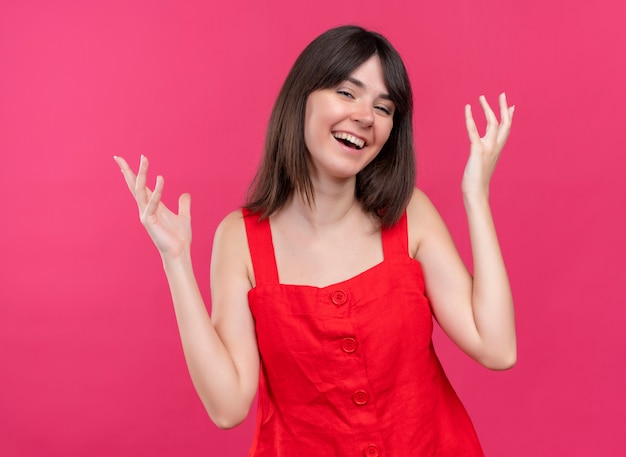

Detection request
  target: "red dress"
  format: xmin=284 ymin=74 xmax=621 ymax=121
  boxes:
xmin=243 ymin=209 xmax=484 ymax=457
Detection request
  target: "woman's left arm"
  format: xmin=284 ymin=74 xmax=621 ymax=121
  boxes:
xmin=413 ymin=93 xmax=516 ymax=370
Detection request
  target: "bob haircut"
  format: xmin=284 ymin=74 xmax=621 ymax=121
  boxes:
xmin=246 ymin=25 xmax=415 ymax=228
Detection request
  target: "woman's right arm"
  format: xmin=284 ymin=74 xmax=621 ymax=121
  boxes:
xmin=114 ymin=155 xmax=259 ymax=429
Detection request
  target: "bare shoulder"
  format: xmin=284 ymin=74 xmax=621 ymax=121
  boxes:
xmin=405 ymin=188 xmax=444 ymax=258
xmin=406 ymin=187 xmax=434 ymax=212
xmin=215 ymin=209 xmax=247 ymax=235
xmin=211 ymin=209 xmax=254 ymax=289
xmin=213 ymin=210 xmax=248 ymax=259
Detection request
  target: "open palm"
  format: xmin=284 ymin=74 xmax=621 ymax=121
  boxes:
xmin=462 ymin=93 xmax=515 ymax=198
xmin=114 ymin=155 xmax=192 ymax=260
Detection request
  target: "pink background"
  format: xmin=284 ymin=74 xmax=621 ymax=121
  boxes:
xmin=1 ymin=0 xmax=625 ymax=455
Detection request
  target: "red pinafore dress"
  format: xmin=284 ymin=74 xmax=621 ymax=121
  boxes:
xmin=243 ymin=209 xmax=484 ymax=457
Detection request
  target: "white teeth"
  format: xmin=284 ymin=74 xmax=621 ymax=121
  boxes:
xmin=332 ymin=132 xmax=365 ymax=149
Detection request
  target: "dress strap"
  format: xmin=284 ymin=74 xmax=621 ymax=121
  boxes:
xmin=242 ymin=208 xmax=280 ymax=286
xmin=381 ymin=210 xmax=409 ymax=260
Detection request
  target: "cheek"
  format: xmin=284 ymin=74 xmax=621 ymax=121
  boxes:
xmin=303 ymin=100 xmax=335 ymax=147
xmin=378 ymin=121 xmax=394 ymax=146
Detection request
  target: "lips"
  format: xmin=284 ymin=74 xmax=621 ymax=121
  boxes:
xmin=332 ymin=132 xmax=366 ymax=150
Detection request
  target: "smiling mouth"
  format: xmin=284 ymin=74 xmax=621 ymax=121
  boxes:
xmin=332 ymin=132 xmax=366 ymax=150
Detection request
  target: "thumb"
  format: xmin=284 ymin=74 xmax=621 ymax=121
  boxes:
xmin=178 ymin=193 xmax=191 ymax=218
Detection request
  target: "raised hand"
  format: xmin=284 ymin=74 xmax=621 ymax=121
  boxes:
xmin=462 ymin=93 xmax=515 ymax=198
xmin=114 ymin=155 xmax=192 ymax=260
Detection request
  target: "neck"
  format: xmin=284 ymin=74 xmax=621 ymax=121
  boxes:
xmin=287 ymin=176 xmax=361 ymax=229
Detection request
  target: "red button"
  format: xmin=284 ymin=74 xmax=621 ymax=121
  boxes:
xmin=363 ymin=444 xmax=380 ymax=456
xmin=341 ymin=337 xmax=357 ymax=353
xmin=353 ymin=390 xmax=369 ymax=405
xmin=331 ymin=290 xmax=348 ymax=305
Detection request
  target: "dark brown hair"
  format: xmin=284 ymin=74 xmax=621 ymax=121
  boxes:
xmin=246 ymin=25 xmax=415 ymax=228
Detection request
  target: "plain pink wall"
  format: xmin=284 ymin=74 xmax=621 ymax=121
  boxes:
xmin=1 ymin=0 xmax=625 ymax=455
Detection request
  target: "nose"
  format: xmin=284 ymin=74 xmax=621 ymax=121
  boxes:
xmin=351 ymin=101 xmax=374 ymax=128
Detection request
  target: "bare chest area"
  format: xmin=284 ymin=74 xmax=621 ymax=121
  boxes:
xmin=271 ymin=222 xmax=383 ymax=288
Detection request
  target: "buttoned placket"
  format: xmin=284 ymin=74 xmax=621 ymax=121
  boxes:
xmin=330 ymin=288 xmax=383 ymax=456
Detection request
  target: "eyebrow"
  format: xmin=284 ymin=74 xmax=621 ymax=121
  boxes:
xmin=346 ymin=77 xmax=393 ymax=101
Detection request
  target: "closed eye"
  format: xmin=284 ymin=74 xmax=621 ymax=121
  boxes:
xmin=337 ymin=89 xmax=355 ymax=99
xmin=375 ymin=105 xmax=393 ymax=115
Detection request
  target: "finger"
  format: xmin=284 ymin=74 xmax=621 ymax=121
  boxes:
xmin=465 ymin=104 xmax=481 ymax=144
xmin=479 ymin=95 xmax=499 ymax=138
xmin=135 ymin=155 xmax=150 ymax=209
xmin=497 ymin=94 xmax=517 ymax=145
xmin=509 ymin=105 xmax=515 ymax=123
xmin=113 ymin=155 xmax=138 ymax=196
xmin=497 ymin=113 xmax=515 ymax=146
xmin=144 ymin=175 xmax=164 ymax=219
xmin=178 ymin=193 xmax=192 ymax=218
xmin=498 ymin=93 xmax=511 ymax=126
xmin=113 ymin=155 xmax=130 ymax=171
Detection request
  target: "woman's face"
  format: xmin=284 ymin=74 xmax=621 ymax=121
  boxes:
xmin=303 ymin=55 xmax=395 ymax=183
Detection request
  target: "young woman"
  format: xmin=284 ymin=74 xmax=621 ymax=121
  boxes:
xmin=114 ymin=25 xmax=515 ymax=456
